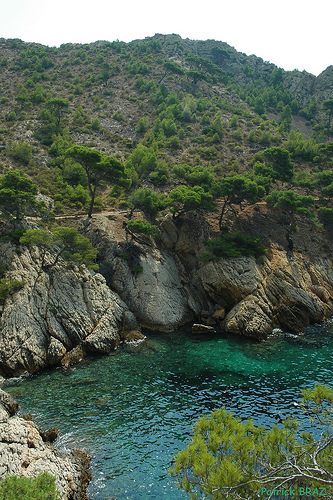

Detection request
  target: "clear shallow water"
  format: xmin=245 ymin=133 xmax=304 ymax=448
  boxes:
xmin=4 ymin=319 xmax=333 ymax=500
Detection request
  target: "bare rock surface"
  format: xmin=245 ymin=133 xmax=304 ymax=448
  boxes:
xmin=0 ymin=244 xmax=137 ymax=375
xmin=199 ymin=249 xmax=333 ymax=338
xmin=0 ymin=389 xmax=90 ymax=499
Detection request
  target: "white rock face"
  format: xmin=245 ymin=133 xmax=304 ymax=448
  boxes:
xmin=0 ymin=389 xmax=90 ymax=499
xmin=111 ymin=248 xmax=192 ymax=331
xmin=0 ymin=246 xmax=137 ymax=375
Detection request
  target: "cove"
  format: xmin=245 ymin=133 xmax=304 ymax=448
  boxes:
xmin=4 ymin=319 xmax=333 ymax=500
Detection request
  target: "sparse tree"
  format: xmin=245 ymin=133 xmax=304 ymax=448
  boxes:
xmin=0 ymin=170 xmax=39 ymax=221
xmin=20 ymin=227 xmax=98 ymax=270
xmin=218 ymin=175 xmax=265 ymax=229
xmin=66 ymin=145 xmax=125 ymax=218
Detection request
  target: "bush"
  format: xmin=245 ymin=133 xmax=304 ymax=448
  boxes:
xmin=127 ymin=219 xmax=159 ymax=239
xmin=129 ymin=188 xmax=168 ymax=216
xmin=0 ymin=278 xmax=26 ymax=302
xmin=136 ymin=117 xmax=149 ymax=133
xmin=0 ymin=472 xmax=60 ymax=499
xmin=7 ymin=142 xmax=33 ymax=165
xmin=318 ymin=207 xmax=333 ymax=226
xmin=201 ymin=231 xmax=266 ymax=260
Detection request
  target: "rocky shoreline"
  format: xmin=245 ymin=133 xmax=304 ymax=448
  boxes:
xmin=0 ymin=212 xmax=332 ymax=377
xmin=0 ymin=212 xmax=332 ymax=496
xmin=0 ymin=389 xmax=91 ymax=499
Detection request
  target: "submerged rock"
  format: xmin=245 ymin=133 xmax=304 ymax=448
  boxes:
xmin=0 ymin=389 xmax=91 ymax=499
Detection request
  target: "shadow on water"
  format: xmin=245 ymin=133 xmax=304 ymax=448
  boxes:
xmin=4 ymin=320 xmax=333 ymax=499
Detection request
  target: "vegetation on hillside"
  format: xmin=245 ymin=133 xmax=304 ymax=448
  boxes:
xmin=0 ymin=34 xmax=332 ymax=258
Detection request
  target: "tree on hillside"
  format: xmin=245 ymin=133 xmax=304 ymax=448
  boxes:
xmin=171 ymin=384 xmax=333 ymax=500
xmin=66 ymin=145 xmax=125 ymax=218
xmin=0 ymin=170 xmax=40 ymax=221
xmin=20 ymin=227 xmax=98 ymax=270
xmin=322 ymin=99 xmax=333 ymax=138
xmin=266 ymin=190 xmax=315 ymax=220
xmin=168 ymin=185 xmax=214 ymax=218
xmin=263 ymin=147 xmax=294 ymax=181
xmin=266 ymin=190 xmax=315 ymax=250
xmin=158 ymin=60 xmax=184 ymax=84
xmin=218 ymin=175 xmax=265 ymax=229
xmin=45 ymin=98 xmax=69 ymax=132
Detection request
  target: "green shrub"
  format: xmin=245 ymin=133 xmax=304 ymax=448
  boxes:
xmin=7 ymin=142 xmax=33 ymax=165
xmin=0 ymin=278 xmax=26 ymax=301
xmin=136 ymin=117 xmax=149 ymax=133
xmin=127 ymin=219 xmax=159 ymax=239
xmin=0 ymin=472 xmax=60 ymax=499
xmin=200 ymin=231 xmax=266 ymax=261
xmin=318 ymin=207 xmax=333 ymax=226
xmin=91 ymin=118 xmax=101 ymax=131
xmin=129 ymin=188 xmax=168 ymax=216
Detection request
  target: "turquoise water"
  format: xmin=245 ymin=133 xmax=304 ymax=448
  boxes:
xmin=4 ymin=319 xmax=333 ymax=500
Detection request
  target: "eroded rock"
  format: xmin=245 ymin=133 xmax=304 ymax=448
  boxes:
xmin=0 ymin=390 xmax=91 ymax=499
xmin=0 ymin=246 xmax=137 ymax=375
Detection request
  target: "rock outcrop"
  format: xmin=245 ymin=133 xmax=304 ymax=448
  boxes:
xmin=0 ymin=389 xmax=90 ymax=499
xmin=85 ymin=214 xmax=213 ymax=332
xmin=0 ymin=243 xmax=138 ymax=376
xmin=198 ymin=248 xmax=333 ymax=338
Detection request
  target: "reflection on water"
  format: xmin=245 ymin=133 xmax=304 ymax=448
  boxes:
xmin=4 ymin=319 xmax=333 ymax=499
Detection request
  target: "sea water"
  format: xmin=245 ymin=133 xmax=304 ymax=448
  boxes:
xmin=4 ymin=319 xmax=333 ymax=499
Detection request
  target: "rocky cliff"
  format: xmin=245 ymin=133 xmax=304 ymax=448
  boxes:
xmin=0 ymin=241 xmax=138 ymax=376
xmin=1 ymin=211 xmax=333 ymax=376
xmin=0 ymin=389 xmax=91 ymax=499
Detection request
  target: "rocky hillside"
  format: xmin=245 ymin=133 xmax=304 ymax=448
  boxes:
xmin=0 ymin=33 xmax=332 ymax=377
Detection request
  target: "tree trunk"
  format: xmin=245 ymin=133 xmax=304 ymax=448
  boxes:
xmin=219 ymin=197 xmax=229 ymax=230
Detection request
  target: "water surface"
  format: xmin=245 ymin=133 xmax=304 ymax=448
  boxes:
xmin=5 ymin=320 xmax=333 ymax=499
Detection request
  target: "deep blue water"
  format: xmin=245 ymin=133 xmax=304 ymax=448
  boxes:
xmin=4 ymin=319 xmax=333 ymax=500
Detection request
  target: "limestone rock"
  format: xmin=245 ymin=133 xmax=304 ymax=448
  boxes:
xmin=110 ymin=247 xmax=192 ymax=331
xmin=0 ymin=246 xmax=136 ymax=375
xmin=199 ymin=249 xmax=333 ymax=338
xmin=0 ymin=391 xmax=90 ymax=499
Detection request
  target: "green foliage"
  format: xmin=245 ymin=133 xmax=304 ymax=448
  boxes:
xmin=169 ymin=185 xmax=214 ymax=217
xmin=318 ymin=207 xmax=333 ymax=227
xmin=0 ymin=472 xmax=60 ymax=500
xmin=266 ymin=190 xmax=315 ymax=219
xmin=6 ymin=142 xmax=33 ymax=165
xmin=66 ymin=145 xmax=125 ymax=217
xmin=127 ymin=219 xmax=159 ymax=239
xmin=0 ymin=170 xmax=40 ymax=220
xmin=283 ymin=130 xmax=318 ymax=161
xmin=0 ymin=278 xmax=26 ymax=302
xmin=127 ymin=144 xmax=157 ymax=176
xmin=129 ymin=188 xmax=169 ymax=216
xmin=201 ymin=231 xmax=266 ymax=260
xmin=171 ymin=384 xmax=333 ymax=499
xmin=91 ymin=117 xmax=101 ymax=131
xmin=20 ymin=227 xmax=98 ymax=269
xmin=263 ymin=147 xmax=294 ymax=181
xmin=136 ymin=117 xmax=149 ymax=133
xmin=172 ymin=164 xmax=216 ymax=189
